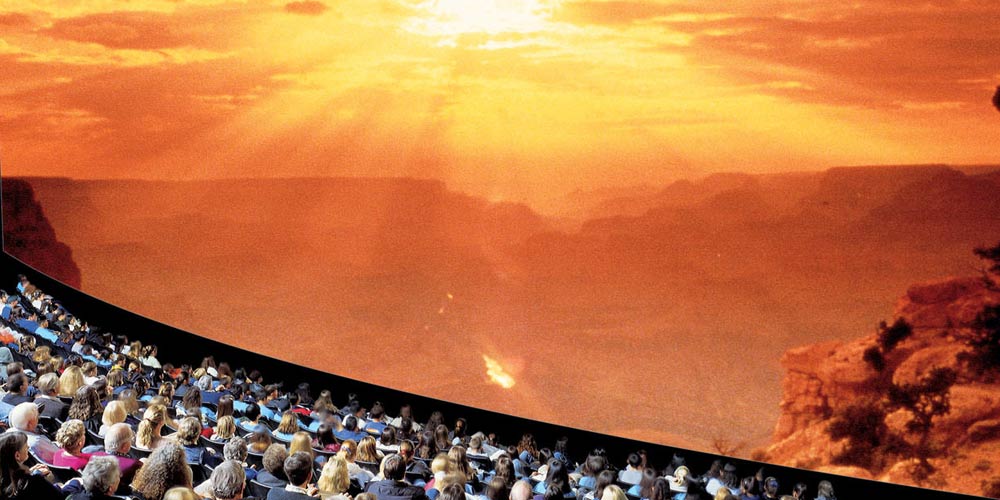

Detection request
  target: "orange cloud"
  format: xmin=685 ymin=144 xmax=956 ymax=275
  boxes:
xmin=284 ymin=1 xmax=329 ymax=16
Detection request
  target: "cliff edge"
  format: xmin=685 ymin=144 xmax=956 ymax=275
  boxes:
xmin=762 ymin=273 xmax=1000 ymax=497
xmin=1 ymin=178 xmax=82 ymax=288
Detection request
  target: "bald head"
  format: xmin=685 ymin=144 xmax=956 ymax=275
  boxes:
xmin=105 ymin=423 xmax=134 ymax=454
xmin=511 ymin=480 xmax=533 ymax=500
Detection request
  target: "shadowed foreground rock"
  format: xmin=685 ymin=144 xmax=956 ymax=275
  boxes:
xmin=763 ymin=275 xmax=1000 ymax=496
xmin=1 ymin=178 xmax=81 ymax=288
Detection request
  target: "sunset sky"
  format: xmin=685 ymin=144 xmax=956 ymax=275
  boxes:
xmin=2 ymin=0 xmax=999 ymax=208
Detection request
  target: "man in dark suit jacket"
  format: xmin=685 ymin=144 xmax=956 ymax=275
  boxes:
xmin=365 ymin=454 xmax=430 ymax=500
xmin=33 ymin=373 xmax=68 ymax=420
xmin=266 ymin=452 xmax=317 ymax=500
xmin=255 ymin=444 xmax=289 ymax=489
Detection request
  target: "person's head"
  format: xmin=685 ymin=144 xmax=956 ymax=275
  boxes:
xmin=8 ymin=402 xmax=39 ymax=433
xmin=102 ymin=400 xmax=128 ymax=428
xmin=792 ymin=482 xmax=807 ymax=499
xmin=764 ymin=477 xmax=779 ymax=496
xmin=5 ymin=373 xmax=28 ymax=396
xmin=486 ymin=476 xmax=511 ymax=500
xmin=316 ymin=423 xmax=337 ymax=447
xmin=339 ymin=439 xmax=357 ymax=461
xmin=510 ymin=480 xmax=533 ymax=500
xmin=223 ymin=436 xmax=249 ymax=463
xmin=211 ymin=460 xmax=246 ymax=500
xmin=58 ymin=365 xmax=85 ymax=397
xmin=158 ymin=381 xmax=175 ymax=399
xmin=583 ymin=453 xmax=607 ymax=477
xmin=439 ymin=481 xmax=466 ymax=500
xmin=104 ymin=422 xmax=134 ymax=454
xmin=448 ymin=445 xmax=472 ymax=479
xmin=602 ymin=485 xmax=627 ymax=500
xmin=319 ymin=454 xmax=351 ymax=494
xmin=181 ymin=385 xmax=202 ymax=410
xmin=132 ymin=443 xmax=193 ymax=500
xmin=494 ymin=455 xmax=515 ymax=485
xmin=651 ymin=478 xmax=672 ymax=500
xmin=816 ymin=480 xmax=834 ymax=498
xmin=741 ymin=477 xmax=760 ymax=496
xmin=417 ymin=430 xmax=437 ymax=459
xmin=32 ymin=345 xmax=51 ymax=363
xmin=358 ymin=435 xmax=380 ymax=462
xmin=398 ymin=439 xmax=415 ymax=461
xmin=284 ymin=451 xmax=313 ymax=488
xmin=249 ymin=427 xmax=273 ymax=452
xmin=81 ymin=455 xmax=121 ymax=495
xmin=383 ymin=453 xmax=406 ymax=481
xmin=712 ymin=489 xmax=733 ymax=500
xmin=68 ymin=385 xmax=102 ymax=421
xmin=544 ymin=458 xmax=570 ymax=493
xmin=242 ymin=400 xmax=260 ymax=420
xmin=176 ymin=416 xmax=202 ymax=446
xmin=136 ymin=403 xmax=167 ymax=449
xmin=290 ymin=431 xmax=314 ymax=459
xmin=343 ymin=414 xmax=358 ymax=432
xmin=672 ymin=466 xmax=690 ymax=486
xmin=468 ymin=433 xmax=483 ymax=453
xmin=216 ymin=394 xmax=234 ymax=419
xmin=430 ymin=452 xmax=451 ymax=477
xmin=214 ymin=415 xmax=236 ymax=440
xmin=55 ymin=419 xmax=87 ymax=454
xmin=262 ymin=443 xmax=289 ymax=474
xmin=638 ymin=467 xmax=658 ymax=498
xmin=277 ymin=411 xmax=299 ymax=434
xmin=0 ymin=431 xmax=29 ymax=491
xmin=163 ymin=487 xmax=201 ymax=500
xmin=594 ymin=469 xmax=616 ymax=499
xmin=627 ymin=452 xmax=642 ymax=470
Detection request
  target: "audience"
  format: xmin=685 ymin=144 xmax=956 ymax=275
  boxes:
xmin=0 ymin=277 xmax=848 ymax=500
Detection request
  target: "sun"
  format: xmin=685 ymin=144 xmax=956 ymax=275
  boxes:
xmin=408 ymin=0 xmax=558 ymax=37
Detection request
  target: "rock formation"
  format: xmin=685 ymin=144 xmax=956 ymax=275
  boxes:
xmin=1 ymin=178 xmax=82 ymax=288
xmin=762 ymin=274 xmax=1000 ymax=497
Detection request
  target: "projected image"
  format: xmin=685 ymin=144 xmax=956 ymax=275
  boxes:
xmin=2 ymin=1 xmax=1000 ymax=496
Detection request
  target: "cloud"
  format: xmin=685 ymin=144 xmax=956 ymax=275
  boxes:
xmin=284 ymin=1 xmax=328 ymax=16
xmin=0 ymin=12 xmax=34 ymax=29
xmin=43 ymin=12 xmax=191 ymax=49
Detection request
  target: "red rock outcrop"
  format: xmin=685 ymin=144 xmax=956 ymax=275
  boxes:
xmin=762 ymin=275 xmax=1000 ymax=497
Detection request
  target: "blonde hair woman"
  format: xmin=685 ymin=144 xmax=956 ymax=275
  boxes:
xmin=58 ymin=365 xmax=85 ymax=397
xmin=136 ymin=404 xmax=168 ymax=450
xmin=289 ymin=431 xmax=315 ymax=461
xmin=211 ymin=415 xmax=237 ymax=442
xmin=602 ymin=485 xmax=627 ymax=500
xmin=318 ymin=455 xmax=352 ymax=500
xmin=163 ymin=487 xmax=201 ymax=500
xmin=53 ymin=419 xmax=90 ymax=470
xmin=357 ymin=435 xmax=382 ymax=464
xmin=32 ymin=345 xmax=51 ymax=364
xmin=273 ymin=412 xmax=299 ymax=441
xmin=99 ymin=400 xmax=127 ymax=437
